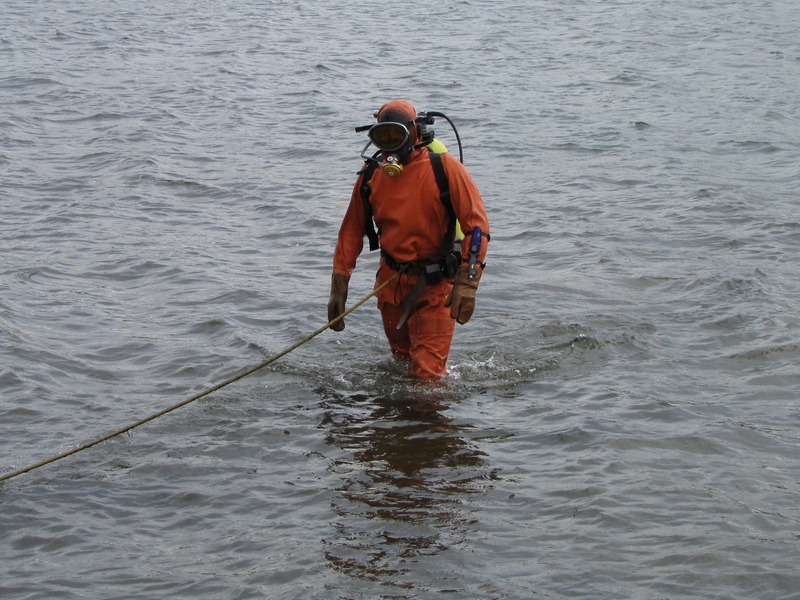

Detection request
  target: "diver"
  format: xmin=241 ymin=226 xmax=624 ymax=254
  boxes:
xmin=327 ymin=99 xmax=490 ymax=379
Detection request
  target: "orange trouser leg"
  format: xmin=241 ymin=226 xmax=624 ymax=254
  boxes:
xmin=379 ymin=288 xmax=455 ymax=379
xmin=380 ymin=301 xmax=412 ymax=359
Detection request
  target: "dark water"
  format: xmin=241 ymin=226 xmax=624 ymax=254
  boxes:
xmin=2 ymin=1 xmax=800 ymax=598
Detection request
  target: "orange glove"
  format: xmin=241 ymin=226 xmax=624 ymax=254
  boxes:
xmin=327 ymin=273 xmax=350 ymax=331
xmin=445 ymin=265 xmax=481 ymax=324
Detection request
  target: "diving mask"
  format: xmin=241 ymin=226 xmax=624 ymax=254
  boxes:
xmin=367 ymin=121 xmax=411 ymax=152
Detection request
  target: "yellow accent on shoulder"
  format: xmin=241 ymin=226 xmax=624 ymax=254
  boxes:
xmin=427 ymin=139 xmax=462 ymax=238
xmin=426 ymin=139 xmax=448 ymax=154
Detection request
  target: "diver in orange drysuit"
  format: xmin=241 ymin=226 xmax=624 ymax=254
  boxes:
xmin=328 ymin=99 xmax=489 ymax=379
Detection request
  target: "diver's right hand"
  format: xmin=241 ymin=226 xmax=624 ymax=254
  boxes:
xmin=327 ymin=273 xmax=350 ymax=331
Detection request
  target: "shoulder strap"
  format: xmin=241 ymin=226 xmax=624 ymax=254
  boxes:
xmin=359 ymin=160 xmax=380 ymax=251
xmin=428 ymin=150 xmax=457 ymax=257
xmin=427 ymin=150 xmax=451 ymax=206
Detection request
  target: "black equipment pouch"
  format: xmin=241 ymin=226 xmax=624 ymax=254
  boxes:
xmin=424 ymin=262 xmax=444 ymax=285
xmin=442 ymin=244 xmax=461 ymax=279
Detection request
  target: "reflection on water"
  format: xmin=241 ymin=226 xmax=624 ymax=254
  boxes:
xmin=317 ymin=387 xmax=497 ymax=591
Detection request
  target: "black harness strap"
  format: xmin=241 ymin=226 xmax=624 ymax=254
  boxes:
xmin=427 ymin=150 xmax=457 ymax=257
xmin=359 ymin=158 xmax=381 ymax=251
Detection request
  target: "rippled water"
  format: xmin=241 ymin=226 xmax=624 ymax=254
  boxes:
xmin=2 ymin=1 xmax=800 ymax=598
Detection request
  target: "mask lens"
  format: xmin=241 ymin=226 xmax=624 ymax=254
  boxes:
xmin=368 ymin=122 xmax=409 ymax=151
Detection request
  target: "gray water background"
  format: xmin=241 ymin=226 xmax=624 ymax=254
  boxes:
xmin=2 ymin=0 xmax=799 ymax=598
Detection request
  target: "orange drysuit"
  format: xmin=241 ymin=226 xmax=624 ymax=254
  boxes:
xmin=332 ymin=146 xmax=490 ymax=378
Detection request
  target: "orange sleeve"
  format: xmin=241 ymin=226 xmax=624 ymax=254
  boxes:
xmin=441 ymin=153 xmax=490 ymax=265
xmin=332 ymin=175 xmax=368 ymax=276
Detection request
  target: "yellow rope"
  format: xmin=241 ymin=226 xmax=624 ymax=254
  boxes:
xmin=0 ymin=272 xmax=399 ymax=483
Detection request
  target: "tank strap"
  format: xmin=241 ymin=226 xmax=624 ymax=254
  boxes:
xmin=427 ymin=150 xmax=457 ymax=258
xmin=359 ymin=158 xmax=381 ymax=251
